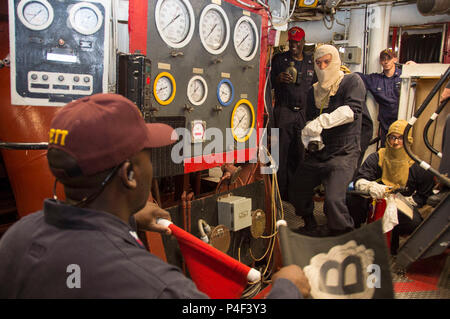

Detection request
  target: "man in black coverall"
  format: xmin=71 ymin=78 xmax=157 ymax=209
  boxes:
xmin=289 ymin=45 xmax=365 ymax=237
xmin=271 ymin=26 xmax=316 ymax=200
xmin=0 ymin=94 xmax=311 ymax=298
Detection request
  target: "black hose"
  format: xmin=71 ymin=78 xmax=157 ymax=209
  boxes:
xmin=423 ymin=98 xmax=449 ymax=157
xmin=403 ymin=66 xmax=450 ymax=188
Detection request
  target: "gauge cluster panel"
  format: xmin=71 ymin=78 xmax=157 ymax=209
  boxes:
xmin=8 ymin=0 xmax=110 ymax=106
xmin=129 ymin=0 xmax=268 ymax=174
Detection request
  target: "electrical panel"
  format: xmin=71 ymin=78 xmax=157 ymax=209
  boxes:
xmin=341 ymin=46 xmax=362 ymax=64
xmin=217 ymin=195 xmax=252 ymax=231
xmin=8 ymin=0 xmax=110 ymax=106
xmin=116 ymin=53 xmax=152 ymax=120
xmin=128 ymin=0 xmax=269 ymax=175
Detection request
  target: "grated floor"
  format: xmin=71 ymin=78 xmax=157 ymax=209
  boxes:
xmin=281 ymin=199 xmax=450 ymax=299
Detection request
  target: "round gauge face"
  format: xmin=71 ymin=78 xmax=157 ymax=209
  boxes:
xmin=233 ymin=16 xmax=259 ymax=61
xmin=231 ymin=99 xmax=255 ymax=142
xmin=17 ymin=0 xmax=54 ymax=31
xmin=155 ymin=0 xmax=195 ymax=48
xmin=199 ymin=4 xmax=230 ymax=55
xmin=154 ymin=72 xmax=176 ymax=105
xmin=69 ymin=2 xmax=103 ymax=35
xmin=217 ymin=79 xmax=234 ymax=106
xmin=187 ymin=75 xmax=208 ymax=106
xmin=303 ymin=0 xmax=317 ymax=5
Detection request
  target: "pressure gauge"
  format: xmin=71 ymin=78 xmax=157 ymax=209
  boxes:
xmin=17 ymin=0 xmax=54 ymax=31
xmin=233 ymin=16 xmax=259 ymax=61
xmin=69 ymin=2 xmax=103 ymax=35
xmin=231 ymin=99 xmax=255 ymax=142
xmin=199 ymin=4 xmax=230 ymax=55
xmin=299 ymin=0 xmax=319 ymax=8
xmin=153 ymin=72 xmax=176 ymax=105
xmin=217 ymin=79 xmax=234 ymax=106
xmin=155 ymin=0 xmax=195 ymax=48
xmin=187 ymin=75 xmax=208 ymax=106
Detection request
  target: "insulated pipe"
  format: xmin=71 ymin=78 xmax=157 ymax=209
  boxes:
xmin=292 ymin=4 xmax=449 ymax=44
xmin=347 ymin=7 xmax=366 ymax=73
xmin=290 ymin=11 xmax=346 ymax=43
xmin=390 ymin=3 xmax=450 ymax=27
xmin=417 ymin=0 xmax=450 ymax=16
xmin=367 ymin=3 xmax=387 ymax=74
xmin=382 ymin=2 xmax=393 ymax=50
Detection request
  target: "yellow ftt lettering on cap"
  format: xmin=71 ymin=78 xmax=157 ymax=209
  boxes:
xmin=58 ymin=129 xmax=69 ymax=146
xmin=49 ymin=129 xmax=55 ymax=144
xmin=49 ymin=128 xmax=69 ymax=146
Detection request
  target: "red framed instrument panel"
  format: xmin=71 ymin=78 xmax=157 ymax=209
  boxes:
xmin=128 ymin=0 xmax=268 ymax=174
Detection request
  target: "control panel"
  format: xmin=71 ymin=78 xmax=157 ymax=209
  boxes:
xmin=128 ymin=0 xmax=268 ymax=174
xmin=8 ymin=0 xmax=110 ymax=106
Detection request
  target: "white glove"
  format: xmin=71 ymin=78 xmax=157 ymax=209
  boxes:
xmin=302 ymin=119 xmax=323 ymax=137
xmin=355 ymin=179 xmax=389 ymax=199
xmin=317 ymin=105 xmax=354 ymax=129
xmin=301 ymin=105 xmax=354 ymax=139
xmin=368 ymin=183 xmax=388 ymax=199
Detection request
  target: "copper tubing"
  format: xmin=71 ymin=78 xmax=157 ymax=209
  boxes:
xmin=181 ymin=191 xmax=187 ymax=231
xmin=187 ymin=192 xmax=194 ymax=233
xmin=180 ymin=191 xmax=187 ymax=275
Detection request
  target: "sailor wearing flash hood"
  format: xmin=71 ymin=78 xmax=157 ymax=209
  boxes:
xmin=289 ymin=44 xmax=366 ymax=237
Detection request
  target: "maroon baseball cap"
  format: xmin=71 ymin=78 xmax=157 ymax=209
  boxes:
xmin=288 ymin=27 xmax=305 ymax=42
xmin=48 ymin=93 xmax=177 ymax=176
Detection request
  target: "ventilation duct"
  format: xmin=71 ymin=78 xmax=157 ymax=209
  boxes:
xmin=417 ymin=0 xmax=450 ymax=16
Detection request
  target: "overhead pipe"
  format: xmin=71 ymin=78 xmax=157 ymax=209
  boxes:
xmin=339 ymin=0 xmax=403 ymax=6
xmin=390 ymin=3 xmax=450 ymax=27
xmin=417 ymin=0 xmax=450 ymax=16
xmin=293 ymin=3 xmax=449 ymax=44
